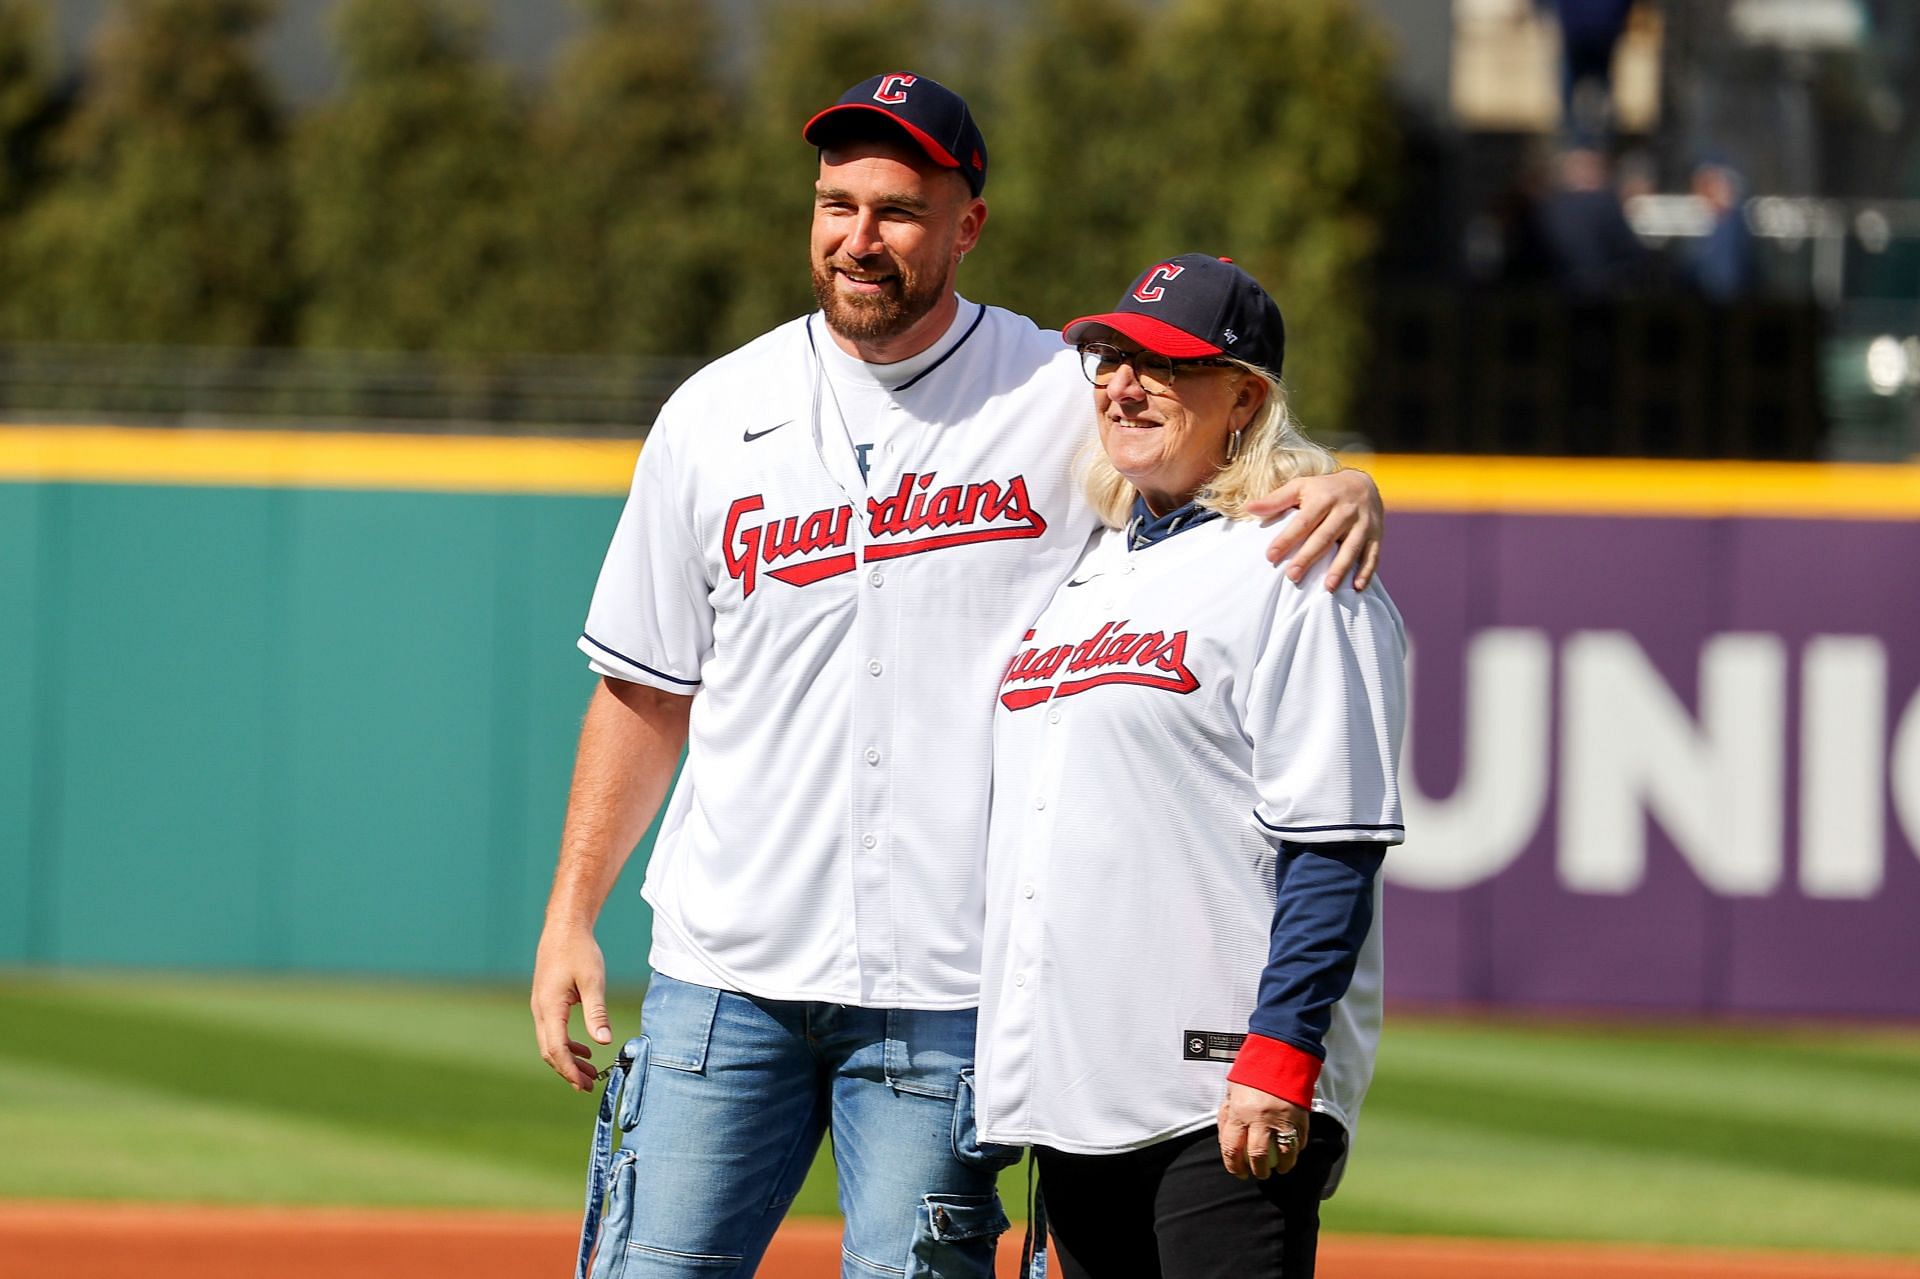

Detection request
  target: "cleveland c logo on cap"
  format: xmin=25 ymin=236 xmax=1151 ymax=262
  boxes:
xmin=1133 ymin=263 xmax=1184 ymax=303
xmin=874 ymin=73 xmax=917 ymax=104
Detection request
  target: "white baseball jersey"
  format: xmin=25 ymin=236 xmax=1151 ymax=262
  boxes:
xmin=974 ymin=514 xmax=1407 ymax=1158
xmin=580 ymin=299 xmax=1098 ymax=1009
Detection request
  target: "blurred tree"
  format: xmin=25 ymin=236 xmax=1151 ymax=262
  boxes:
xmin=528 ymin=0 xmax=726 ymax=356
xmin=0 ymin=0 xmax=55 ymax=216
xmin=0 ymin=0 xmax=57 ymax=342
xmin=4 ymin=0 xmax=293 ymax=345
xmin=0 ymin=0 xmax=1398 ymax=400
xmin=964 ymin=0 xmax=1153 ymax=333
xmin=1131 ymin=0 xmax=1399 ymax=436
xmin=295 ymin=0 xmax=535 ymax=354
xmin=710 ymin=0 xmax=937 ymax=348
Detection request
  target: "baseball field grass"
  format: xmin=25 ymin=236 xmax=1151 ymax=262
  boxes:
xmin=2 ymin=971 xmax=1916 ymax=1257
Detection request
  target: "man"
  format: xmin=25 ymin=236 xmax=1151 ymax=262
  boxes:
xmin=1537 ymin=144 xmax=1654 ymax=300
xmin=1684 ymin=155 xmax=1757 ymax=303
xmin=531 ymin=73 xmax=1383 ymax=1279
xmin=1539 ymin=0 xmax=1637 ymax=145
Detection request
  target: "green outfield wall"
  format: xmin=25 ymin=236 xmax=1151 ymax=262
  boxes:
xmin=1 ymin=430 xmax=660 ymax=980
xmin=8 ymin=425 xmax=1920 ymax=994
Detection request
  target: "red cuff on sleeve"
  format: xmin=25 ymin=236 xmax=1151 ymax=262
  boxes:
xmin=1226 ymin=1033 xmax=1321 ymax=1109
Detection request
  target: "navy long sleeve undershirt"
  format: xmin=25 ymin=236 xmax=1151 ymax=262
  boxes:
xmin=1122 ymin=497 xmax=1389 ymax=1103
xmin=1227 ymin=840 xmax=1383 ymax=1104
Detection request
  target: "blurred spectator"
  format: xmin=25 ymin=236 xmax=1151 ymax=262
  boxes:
xmin=1467 ymin=143 xmax=1557 ymax=287
xmin=1615 ymin=146 xmax=1658 ymax=203
xmin=1684 ymin=156 xmax=1758 ymax=302
xmin=1539 ymin=0 xmax=1638 ymax=145
xmin=1537 ymin=144 xmax=1655 ymax=297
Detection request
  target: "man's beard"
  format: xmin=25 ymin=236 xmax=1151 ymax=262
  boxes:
xmin=811 ymin=253 xmax=950 ymax=344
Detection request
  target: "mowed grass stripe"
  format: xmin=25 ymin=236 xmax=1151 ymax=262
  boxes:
xmin=0 ymin=973 xmax=835 ymax=1215
xmin=1389 ymin=1019 xmax=1920 ymax=1098
xmin=1362 ymin=1028 xmax=1920 ymax=1194
xmin=2 ymin=974 xmax=1917 ymax=1255
xmin=37 ymin=972 xmax=615 ymax=1077
xmin=0 ymin=983 xmax=589 ymax=1172
xmin=1326 ymin=1018 xmax=1920 ymax=1255
xmin=0 ymin=1058 xmax=569 ymax=1207
xmin=1326 ymin=1113 xmax=1920 ymax=1253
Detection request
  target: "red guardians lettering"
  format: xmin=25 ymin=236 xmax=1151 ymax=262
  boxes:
xmin=999 ymin=620 xmax=1199 ymax=710
xmin=722 ymin=496 xmax=856 ymax=596
xmin=865 ymin=473 xmax=1048 ymax=559
xmin=723 ymin=472 xmax=1049 ymax=596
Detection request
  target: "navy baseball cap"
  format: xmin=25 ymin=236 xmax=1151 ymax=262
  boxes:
xmin=1063 ymin=254 xmax=1285 ymax=376
xmin=803 ymin=73 xmax=988 ymax=196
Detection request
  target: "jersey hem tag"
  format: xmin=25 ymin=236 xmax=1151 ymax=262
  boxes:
xmin=1182 ymin=1030 xmax=1246 ymax=1062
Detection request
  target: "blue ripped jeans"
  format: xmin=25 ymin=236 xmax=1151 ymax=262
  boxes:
xmin=577 ymin=973 xmax=1022 ymax=1279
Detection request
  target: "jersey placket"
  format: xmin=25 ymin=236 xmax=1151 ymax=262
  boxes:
xmin=846 ymin=405 xmax=905 ymax=1007
xmin=1005 ymin=568 xmax=1114 ymax=1126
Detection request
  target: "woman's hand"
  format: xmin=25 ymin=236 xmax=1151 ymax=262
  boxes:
xmin=1248 ymin=469 xmax=1384 ymax=592
xmin=1218 ymin=1081 xmax=1311 ymax=1181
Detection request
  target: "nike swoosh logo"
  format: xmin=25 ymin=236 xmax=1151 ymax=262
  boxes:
xmin=1065 ymin=577 xmax=1096 ymax=588
xmin=743 ymin=420 xmax=792 ymax=443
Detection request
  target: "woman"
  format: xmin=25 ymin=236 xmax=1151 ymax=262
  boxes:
xmin=973 ymin=255 xmax=1407 ymax=1278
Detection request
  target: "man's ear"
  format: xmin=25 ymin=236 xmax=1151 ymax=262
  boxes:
xmin=955 ymin=195 xmax=988 ymax=259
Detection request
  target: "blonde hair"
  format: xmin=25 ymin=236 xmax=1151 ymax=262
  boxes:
xmin=1080 ymin=358 xmax=1339 ymax=528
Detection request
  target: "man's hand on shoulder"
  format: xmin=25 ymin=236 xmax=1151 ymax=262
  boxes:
xmin=531 ymin=924 xmax=613 ymax=1092
xmin=1248 ymin=468 xmax=1384 ymax=592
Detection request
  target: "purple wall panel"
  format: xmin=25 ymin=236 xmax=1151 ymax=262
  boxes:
xmin=1501 ymin=516 xmax=1720 ymax=1011
xmin=1485 ymin=851 xmax=1721 ymax=1011
xmin=1381 ymin=510 xmax=1920 ymax=1020
xmin=1725 ymin=884 xmax=1920 ymax=1018
xmin=1388 ymin=514 xmax=1476 ymax=1003
xmin=1720 ymin=519 xmax=1920 ymax=1018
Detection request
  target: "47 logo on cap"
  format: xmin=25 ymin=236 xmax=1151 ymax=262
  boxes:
xmin=874 ymin=73 xmax=917 ymax=104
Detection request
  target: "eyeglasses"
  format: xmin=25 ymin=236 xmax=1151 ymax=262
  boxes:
xmin=1077 ymin=342 xmax=1234 ymax=393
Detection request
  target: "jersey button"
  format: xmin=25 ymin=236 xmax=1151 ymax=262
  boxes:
xmin=868 ymin=659 xmax=883 ymax=676
xmin=862 ymin=833 xmax=877 ymax=849
xmin=1034 ymin=796 xmax=1047 ymax=810
xmin=1014 ymin=972 xmax=1027 ymax=988
xmin=868 ymin=570 xmax=884 ymax=587
xmin=1022 ymin=883 xmax=1035 ymax=899
xmin=1046 ymin=708 xmax=1061 ymax=724
xmin=864 ymin=748 xmax=881 ymax=765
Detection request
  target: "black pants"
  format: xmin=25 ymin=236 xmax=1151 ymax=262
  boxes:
xmin=1035 ymin=1118 xmax=1347 ymax=1279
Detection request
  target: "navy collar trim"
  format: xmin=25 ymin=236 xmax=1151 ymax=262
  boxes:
xmin=894 ymin=302 xmax=986 ymax=390
xmin=804 ymin=301 xmax=986 ymax=393
xmin=1126 ymin=495 xmax=1223 ymax=549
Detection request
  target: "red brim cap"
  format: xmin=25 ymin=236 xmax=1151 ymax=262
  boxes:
xmin=1060 ymin=312 xmax=1224 ymax=357
xmin=802 ymin=73 xmax=987 ymax=196
xmin=802 ymin=103 xmax=962 ymax=170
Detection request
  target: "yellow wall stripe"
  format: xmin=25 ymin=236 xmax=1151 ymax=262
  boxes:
xmin=0 ymin=425 xmax=641 ymax=496
xmin=1362 ymin=453 xmax=1920 ymax=520
xmin=2 ymin=424 xmax=1917 ymax=519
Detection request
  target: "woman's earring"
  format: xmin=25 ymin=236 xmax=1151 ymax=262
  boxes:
xmin=1226 ymin=429 xmax=1243 ymax=462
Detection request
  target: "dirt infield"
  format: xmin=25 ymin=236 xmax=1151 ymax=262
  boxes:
xmin=1 ymin=1202 xmax=1915 ymax=1279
